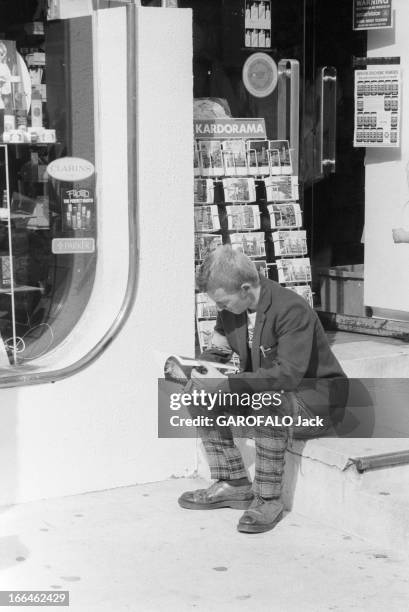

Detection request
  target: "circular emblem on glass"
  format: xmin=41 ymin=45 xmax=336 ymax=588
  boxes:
xmin=242 ymin=53 xmax=278 ymax=98
xmin=47 ymin=157 xmax=95 ymax=182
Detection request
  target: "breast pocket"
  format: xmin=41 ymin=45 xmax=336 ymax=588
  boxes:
xmin=259 ymin=344 xmax=278 ymax=367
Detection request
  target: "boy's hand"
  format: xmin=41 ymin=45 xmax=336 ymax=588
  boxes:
xmin=190 ymin=363 xmax=228 ymax=394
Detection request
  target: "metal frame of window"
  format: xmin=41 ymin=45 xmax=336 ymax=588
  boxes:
xmin=0 ymin=4 xmax=139 ymax=388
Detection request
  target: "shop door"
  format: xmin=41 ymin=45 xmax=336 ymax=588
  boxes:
xmin=303 ymin=1 xmax=367 ymax=300
xmin=187 ymin=0 xmax=367 ymax=305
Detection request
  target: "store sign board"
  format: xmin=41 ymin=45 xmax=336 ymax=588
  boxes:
xmin=194 ymin=118 xmax=266 ymax=140
xmin=52 ymin=238 xmax=95 ymax=254
xmin=353 ymin=0 xmax=393 ymax=30
xmin=47 ymin=157 xmax=95 ymax=182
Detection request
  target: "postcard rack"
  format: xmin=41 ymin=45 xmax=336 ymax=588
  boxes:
xmin=194 ymin=133 xmax=313 ymax=351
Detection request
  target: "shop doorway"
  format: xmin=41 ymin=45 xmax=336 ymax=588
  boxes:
xmin=186 ymin=0 xmax=367 ymax=307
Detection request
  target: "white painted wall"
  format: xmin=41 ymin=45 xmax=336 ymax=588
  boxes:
xmin=0 ymin=7 xmax=195 ymax=505
xmin=365 ymin=0 xmax=409 ymax=314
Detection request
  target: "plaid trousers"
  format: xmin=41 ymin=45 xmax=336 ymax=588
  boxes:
xmin=196 ymin=393 xmax=299 ymax=500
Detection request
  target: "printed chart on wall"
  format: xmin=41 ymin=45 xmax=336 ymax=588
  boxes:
xmin=354 ymin=67 xmax=401 ymax=147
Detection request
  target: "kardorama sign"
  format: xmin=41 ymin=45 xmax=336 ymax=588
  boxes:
xmin=353 ymin=0 xmax=392 ymax=30
xmin=194 ymin=118 xmax=266 ymax=140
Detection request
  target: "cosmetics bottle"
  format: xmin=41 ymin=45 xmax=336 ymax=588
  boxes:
xmin=15 ymin=93 xmax=28 ymax=129
xmin=265 ymin=2 xmax=271 ymax=22
xmin=245 ymin=2 xmax=250 ymax=22
xmin=31 ymin=87 xmax=43 ymax=128
xmin=258 ymin=29 xmax=265 ymax=47
xmin=251 ymin=29 xmax=258 ymax=47
xmin=245 ymin=29 xmax=251 ymax=47
xmin=3 ymin=98 xmax=14 ymax=134
xmin=259 ymin=1 xmax=265 ymax=20
xmin=250 ymin=1 xmax=258 ymax=21
xmin=265 ymin=31 xmax=271 ymax=47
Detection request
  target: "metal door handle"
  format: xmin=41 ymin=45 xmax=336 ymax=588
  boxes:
xmin=319 ymin=66 xmax=337 ymax=174
xmin=277 ymin=59 xmax=300 ymax=174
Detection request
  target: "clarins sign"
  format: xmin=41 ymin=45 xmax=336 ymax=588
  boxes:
xmin=47 ymin=157 xmax=95 ymax=182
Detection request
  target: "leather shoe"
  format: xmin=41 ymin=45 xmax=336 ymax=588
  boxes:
xmin=237 ymin=496 xmax=284 ymax=533
xmin=178 ymin=480 xmax=253 ymax=510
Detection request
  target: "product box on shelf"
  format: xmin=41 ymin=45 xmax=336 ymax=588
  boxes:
xmin=0 ymin=255 xmax=11 ymax=288
xmin=318 ymin=264 xmax=364 ymax=316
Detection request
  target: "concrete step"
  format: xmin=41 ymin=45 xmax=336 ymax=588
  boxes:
xmin=329 ymin=331 xmax=409 ymax=377
xmin=283 ymin=438 xmax=409 ymax=553
xmin=197 ymin=437 xmax=409 ymax=553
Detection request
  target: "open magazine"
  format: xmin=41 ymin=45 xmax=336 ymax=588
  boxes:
xmin=164 ymin=354 xmax=238 ymax=384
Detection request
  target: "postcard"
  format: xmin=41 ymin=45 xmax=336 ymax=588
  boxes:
xmin=195 ymin=292 xmax=218 ymax=319
xmin=286 ymin=284 xmax=314 ymax=307
xmin=276 ymin=258 xmax=312 ymax=284
xmin=247 ymin=140 xmax=270 ymax=176
xmin=194 ymin=142 xmax=200 ymax=177
xmin=222 ymin=140 xmax=248 ymax=176
xmin=197 ymin=319 xmax=217 ymax=352
xmin=268 ymin=203 xmax=302 ymax=229
xmin=198 ymin=140 xmax=224 ymax=177
xmin=222 ymin=177 xmax=256 ymax=203
xmin=195 ymin=234 xmax=223 ymax=261
xmin=268 ymin=139 xmax=292 ymax=175
xmin=194 ymin=178 xmax=215 ymax=204
xmin=272 ymin=230 xmax=307 ymax=256
xmin=230 ymin=232 xmax=266 ymax=258
xmin=194 ymin=205 xmax=220 ymax=232
xmin=226 ymin=204 xmax=261 ymax=231
xmin=253 ymin=259 xmax=269 ymax=277
xmin=264 ymin=176 xmax=299 ymax=201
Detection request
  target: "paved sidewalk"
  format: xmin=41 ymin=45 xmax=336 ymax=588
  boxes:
xmin=1 ymin=478 xmax=409 ymax=612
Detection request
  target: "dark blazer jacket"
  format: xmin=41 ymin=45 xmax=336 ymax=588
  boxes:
xmin=214 ymin=276 xmax=347 ymax=414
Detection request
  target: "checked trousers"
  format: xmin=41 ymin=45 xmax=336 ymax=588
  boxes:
xmin=199 ymin=424 xmax=289 ymax=499
xmin=195 ymin=393 xmax=299 ymax=500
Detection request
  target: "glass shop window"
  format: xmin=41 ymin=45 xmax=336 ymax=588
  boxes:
xmin=0 ymin=2 xmax=96 ymax=365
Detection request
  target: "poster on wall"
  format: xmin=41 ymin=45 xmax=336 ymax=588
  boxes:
xmin=353 ymin=0 xmax=393 ymax=30
xmin=353 ymin=67 xmax=401 ymax=148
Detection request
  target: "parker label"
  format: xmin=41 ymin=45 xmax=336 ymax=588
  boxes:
xmin=52 ymin=238 xmax=95 ymax=254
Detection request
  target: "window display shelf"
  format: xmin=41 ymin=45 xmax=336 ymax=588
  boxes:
xmin=2 ymin=142 xmax=60 ymax=147
xmin=0 ymin=285 xmax=43 ymax=294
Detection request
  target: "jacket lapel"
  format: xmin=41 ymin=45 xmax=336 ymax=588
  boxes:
xmin=233 ymin=312 xmax=248 ymax=371
xmin=251 ymin=277 xmax=273 ymax=370
xmin=251 ymin=311 xmax=266 ymax=370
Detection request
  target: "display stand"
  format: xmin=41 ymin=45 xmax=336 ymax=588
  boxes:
xmin=194 ymin=123 xmax=313 ymax=352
